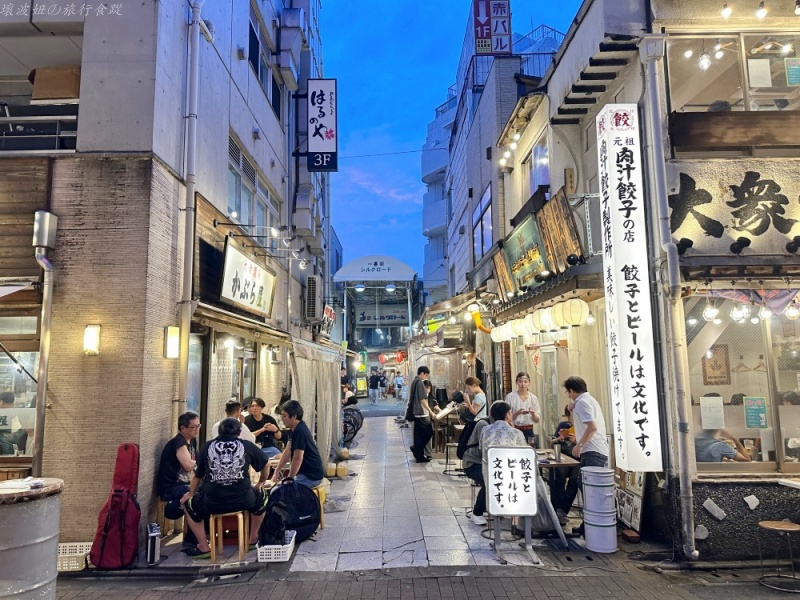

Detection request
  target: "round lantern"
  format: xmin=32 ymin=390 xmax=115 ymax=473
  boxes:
xmin=539 ymin=307 xmax=556 ymax=332
xmin=529 ymin=309 xmax=545 ymax=333
xmin=490 ymin=326 xmax=503 ymax=343
xmin=550 ymin=303 xmax=569 ymax=329
xmin=396 ymin=351 xmax=405 ymax=363
xmin=562 ymin=298 xmax=590 ymax=326
xmin=501 ymin=322 xmax=515 ymax=341
xmin=511 ymin=318 xmax=527 ymax=338
xmin=524 ymin=312 xmax=539 ymax=335
xmin=378 ymin=353 xmax=387 ymax=364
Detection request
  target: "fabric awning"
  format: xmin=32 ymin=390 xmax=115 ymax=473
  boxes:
xmin=194 ymin=302 xmax=291 ymax=347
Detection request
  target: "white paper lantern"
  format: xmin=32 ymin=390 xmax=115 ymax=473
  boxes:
xmin=500 ymin=322 xmax=515 ymax=341
xmin=524 ymin=312 xmax=539 ymax=335
xmin=511 ymin=318 xmax=527 ymax=337
xmin=540 ymin=307 xmax=556 ymax=332
xmin=490 ymin=326 xmax=503 ymax=343
xmin=529 ymin=309 xmax=545 ymax=332
xmin=550 ymin=303 xmax=569 ymax=329
xmin=563 ymin=298 xmax=590 ymax=326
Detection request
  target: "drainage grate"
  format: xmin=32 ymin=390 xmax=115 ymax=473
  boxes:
xmin=694 ymin=570 xmax=761 ymax=585
xmin=186 ymin=571 xmax=257 ymax=589
xmin=546 ymin=539 xmax=614 ymax=569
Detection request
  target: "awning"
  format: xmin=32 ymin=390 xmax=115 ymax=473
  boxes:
xmin=194 ymin=302 xmax=291 ymax=347
xmin=291 ymin=337 xmax=343 ymax=363
xmin=0 ymin=277 xmax=37 ymax=300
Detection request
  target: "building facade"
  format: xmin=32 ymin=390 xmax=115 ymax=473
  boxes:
xmin=0 ymin=0 xmax=341 ymax=542
xmin=442 ymin=0 xmax=800 ymax=560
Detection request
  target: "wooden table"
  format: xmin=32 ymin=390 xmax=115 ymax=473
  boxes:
xmin=535 ymin=450 xmax=580 ymax=468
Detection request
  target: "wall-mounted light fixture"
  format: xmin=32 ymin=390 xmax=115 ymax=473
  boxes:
xmin=721 ymin=2 xmax=732 ymax=18
xmin=385 ymin=283 xmax=396 ymax=292
xmin=354 ymin=283 xmax=366 ymax=293
xmin=730 ymin=236 xmax=751 ymax=254
xmin=786 ymin=236 xmax=800 ymax=254
xmin=756 ymin=1 xmax=767 ymax=19
xmin=795 ymin=0 xmax=800 ymax=16
xmin=533 ymin=270 xmax=553 ymax=284
xmin=163 ymin=326 xmax=180 ymax=359
xmin=676 ymin=238 xmax=694 ymax=256
xmin=566 ymin=254 xmax=586 ymax=266
xmin=83 ymin=324 xmax=101 ymax=356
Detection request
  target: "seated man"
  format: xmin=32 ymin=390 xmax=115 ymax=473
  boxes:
xmin=270 ymin=400 xmax=324 ymax=488
xmin=210 ymin=400 xmax=256 ymax=443
xmin=695 ymin=428 xmax=751 ymax=462
xmin=182 ymin=418 xmax=270 ymax=558
xmin=480 ymin=401 xmax=528 ymax=536
xmin=157 ymin=411 xmax=200 ymax=551
xmin=550 ymin=405 xmax=580 ymax=525
xmin=463 ymin=411 xmax=491 ymax=526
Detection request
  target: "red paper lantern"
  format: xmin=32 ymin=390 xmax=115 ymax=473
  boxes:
xmin=378 ymin=354 xmax=387 ymax=364
xmin=395 ymin=351 xmax=405 ymax=363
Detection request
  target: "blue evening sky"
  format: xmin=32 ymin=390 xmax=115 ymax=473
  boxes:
xmin=322 ymin=1 xmax=583 ymax=276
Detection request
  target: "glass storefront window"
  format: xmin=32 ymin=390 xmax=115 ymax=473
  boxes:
xmin=667 ymin=36 xmax=743 ymax=112
xmin=0 ymin=351 xmax=39 ymax=457
xmin=685 ymin=291 xmax=799 ymax=470
xmin=0 ymin=317 xmax=37 ymax=336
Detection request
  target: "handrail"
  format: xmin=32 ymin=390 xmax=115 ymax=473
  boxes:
xmin=0 ymin=115 xmax=77 ymax=123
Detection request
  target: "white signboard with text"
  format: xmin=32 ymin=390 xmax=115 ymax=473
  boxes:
xmin=596 ymin=104 xmax=663 ymax=472
xmin=354 ymin=304 xmax=409 ymax=327
xmin=487 ymin=447 xmax=538 ymax=516
xmin=307 ymin=78 xmax=338 ymax=172
xmin=220 ymin=240 xmax=276 ymax=318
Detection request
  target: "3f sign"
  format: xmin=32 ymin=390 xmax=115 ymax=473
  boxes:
xmin=308 ymin=152 xmax=337 ymax=171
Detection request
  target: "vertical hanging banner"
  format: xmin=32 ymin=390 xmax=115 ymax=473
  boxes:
xmin=307 ymin=79 xmax=338 ymax=172
xmin=596 ymin=104 xmax=663 ymax=472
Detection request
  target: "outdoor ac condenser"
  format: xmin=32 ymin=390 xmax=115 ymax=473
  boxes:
xmin=304 ymin=275 xmax=323 ymax=322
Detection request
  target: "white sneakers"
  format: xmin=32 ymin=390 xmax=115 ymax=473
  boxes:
xmin=471 ymin=513 xmax=487 ymax=526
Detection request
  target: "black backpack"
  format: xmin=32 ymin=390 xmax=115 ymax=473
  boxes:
xmin=263 ymin=478 xmax=321 ymax=543
xmin=259 ymin=501 xmax=289 ymax=546
xmin=457 ymin=417 xmax=488 ymax=460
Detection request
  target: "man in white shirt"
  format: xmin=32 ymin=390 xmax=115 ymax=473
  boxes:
xmin=210 ymin=400 xmax=257 ymax=443
xmin=393 ymin=373 xmax=405 ymax=400
xmin=565 ymin=376 xmax=608 ymax=535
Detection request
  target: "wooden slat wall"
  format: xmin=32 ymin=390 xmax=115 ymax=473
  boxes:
xmin=670 ymin=110 xmax=800 ymax=150
xmin=0 ymin=158 xmax=49 ymax=278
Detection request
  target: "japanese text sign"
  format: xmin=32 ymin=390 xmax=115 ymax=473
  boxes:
xmin=504 ymin=215 xmax=550 ymax=292
xmin=307 ymin=79 xmax=338 ymax=172
xmin=744 ymin=396 xmax=768 ymax=429
xmin=596 ymin=104 xmax=663 ymax=472
xmin=473 ymin=0 xmax=512 ymax=56
xmin=354 ymin=304 xmax=408 ymax=327
xmin=220 ymin=240 xmax=276 ymax=319
xmin=487 ymin=447 xmax=538 ymax=516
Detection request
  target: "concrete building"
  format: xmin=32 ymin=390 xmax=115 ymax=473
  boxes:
xmin=470 ymin=0 xmax=800 ymax=561
xmin=0 ymin=0 xmax=342 ymax=543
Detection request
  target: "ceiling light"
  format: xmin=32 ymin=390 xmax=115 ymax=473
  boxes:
xmin=499 ymin=157 xmax=507 ymax=166
xmin=758 ymin=304 xmax=772 ymax=320
xmin=713 ymin=318 xmax=722 ymax=325
xmin=782 ymin=44 xmax=793 ymax=54
xmin=503 ymin=150 xmax=511 ymax=159
xmin=721 ymin=2 xmax=732 ymax=17
xmin=512 ymin=133 xmax=520 ymax=141
xmin=756 ymin=1 xmax=767 ymax=19
xmin=684 ymin=49 xmax=694 ymax=58
xmin=705 ymin=350 xmax=714 ymax=359
xmin=492 ymin=298 xmax=500 ymax=305
xmin=702 ymin=303 xmax=719 ymax=321
xmin=354 ymin=283 xmax=366 ymax=293
xmin=509 ymin=142 xmax=518 ymax=150
xmin=750 ymin=317 xmax=760 ymax=324
xmin=586 ymin=312 xmax=595 ymax=325
xmin=506 ymin=291 xmax=515 ymax=298
xmin=385 ymin=283 xmax=396 ymax=292
xmin=699 ymin=52 xmax=712 ymax=70
xmin=468 ymin=303 xmax=480 ymax=312
xmin=715 ymin=49 xmax=725 ymax=59
xmin=786 ymin=302 xmax=800 ymax=320
xmin=796 ymin=0 xmax=800 ymax=15
xmin=714 ymin=40 xmax=723 ymax=51
xmin=448 ymin=315 xmax=457 ymax=324
xmin=688 ymin=317 xmax=698 ymax=326
xmin=463 ymin=312 xmax=473 ymax=322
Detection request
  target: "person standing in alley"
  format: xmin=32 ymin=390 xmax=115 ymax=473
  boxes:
xmin=506 ymin=372 xmax=541 ymax=447
xmin=408 ymin=366 xmax=432 ymax=463
xmin=368 ymin=369 xmax=380 ymax=405
xmin=565 ymin=376 xmax=609 ymax=535
xmin=461 ymin=376 xmax=487 ymax=420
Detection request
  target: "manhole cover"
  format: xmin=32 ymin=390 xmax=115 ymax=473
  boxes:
xmin=187 ymin=571 xmax=257 ymax=589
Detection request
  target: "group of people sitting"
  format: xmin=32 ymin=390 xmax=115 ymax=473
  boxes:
xmin=157 ymin=397 xmax=324 ymax=559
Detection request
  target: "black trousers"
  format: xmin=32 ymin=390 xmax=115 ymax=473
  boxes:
xmin=412 ymin=417 xmax=433 ymax=461
xmin=464 ymin=463 xmax=486 ymax=517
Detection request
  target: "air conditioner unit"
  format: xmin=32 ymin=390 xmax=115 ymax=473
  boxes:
xmin=304 ymin=275 xmax=323 ymax=322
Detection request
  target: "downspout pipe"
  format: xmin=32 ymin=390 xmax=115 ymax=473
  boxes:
xmin=639 ymin=36 xmax=699 ymax=561
xmin=31 ymin=248 xmax=53 ymax=477
xmin=178 ymin=1 xmax=203 ymax=420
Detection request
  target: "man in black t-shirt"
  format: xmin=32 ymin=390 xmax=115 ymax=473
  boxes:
xmin=157 ymin=411 xmax=200 ymax=551
xmin=368 ymin=371 xmax=380 ymax=405
xmin=182 ymin=418 xmax=271 ymax=558
xmin=270 ymin=400 xmax=324 ymax=488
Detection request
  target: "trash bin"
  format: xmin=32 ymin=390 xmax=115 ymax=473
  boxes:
xmin=581 ymin=467 xmax=617 ymax=553
xmin=0 ymin=478 xmax=64 ymax=599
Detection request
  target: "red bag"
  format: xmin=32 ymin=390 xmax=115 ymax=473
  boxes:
xmin=90 ymin=443 xmax=141 ymax=570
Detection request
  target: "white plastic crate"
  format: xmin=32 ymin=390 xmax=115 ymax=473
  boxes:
xmin=57 ymin=542 xmax=93 ymax=572
xmin=256 ymin=530 xmax=296 ymax=563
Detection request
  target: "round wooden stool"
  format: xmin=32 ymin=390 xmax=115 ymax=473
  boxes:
xmin=757 ymin=520 xmax=800 ymax=593
xmin=209 ymin=511 xmax=249 ymax=563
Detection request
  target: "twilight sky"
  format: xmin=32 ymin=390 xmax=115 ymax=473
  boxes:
xmin=322 ymin=1 xmax=583 ymax=276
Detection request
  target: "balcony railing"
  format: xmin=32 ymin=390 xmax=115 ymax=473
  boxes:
xmin=0 ymin=103 xmax=78 ymax=153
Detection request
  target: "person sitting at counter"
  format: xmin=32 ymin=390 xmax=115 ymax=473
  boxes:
xmin=245 ymin=397 xmax=282 ymax=459
xmin=695 ymin=428 xmax=751 ymax=462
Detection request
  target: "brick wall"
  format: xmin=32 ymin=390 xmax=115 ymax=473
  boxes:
xmin=43 ymin=156 xmax=181 ymax=541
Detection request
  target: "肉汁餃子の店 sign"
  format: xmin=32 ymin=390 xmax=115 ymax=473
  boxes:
xmin=220 ymin=240 xmax=276 ymax=318
xmin=596 ymin=104 xmax=663 ymax=472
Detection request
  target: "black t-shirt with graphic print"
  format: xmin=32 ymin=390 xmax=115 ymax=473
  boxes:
xmin=194 ymin=434 xmax=267 ymax=505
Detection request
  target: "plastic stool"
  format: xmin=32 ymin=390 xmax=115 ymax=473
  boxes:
xmin=757 ymin=520 xmax=800 ymax=593
xmin=312 ymin=485 xmax=326 ymax=529
xmin=209 ymin=511 xmax=249 ymax=563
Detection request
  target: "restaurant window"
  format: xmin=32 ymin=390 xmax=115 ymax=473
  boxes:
xmin=472 ymin=185 xmax=492 ymax=263
xmin=0 ymin=351 xmax=38 ymax=457
xmin=667 ymin=32 xmax=800 ymax=114
xmin=525 ymin=133 xmax=549 ymax=198
xmin=684 ymin=290 xmax=800 ymax=472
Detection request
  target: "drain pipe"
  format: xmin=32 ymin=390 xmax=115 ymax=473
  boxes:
xmin=177 ymin=1 xmax=203 ymax=421
xmin=639 ymin=36 xmax=698 ymax=561
xmin=31 ymin=211 xmax=58 ymax=477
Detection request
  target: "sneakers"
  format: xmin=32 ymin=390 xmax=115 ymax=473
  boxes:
xmin=415 ymin=457 xmax=431 ymax=463
xmin=471 ymin=513 xmax=487 ymax=526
